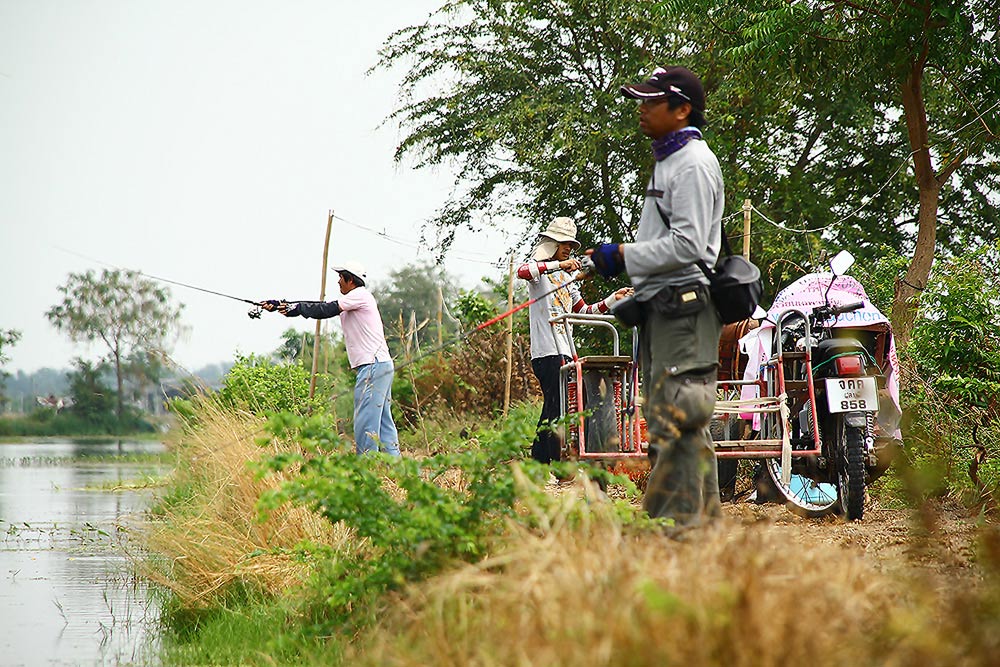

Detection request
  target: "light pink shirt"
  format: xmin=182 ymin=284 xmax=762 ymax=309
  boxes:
xmin=338 ymin=287 xmax=392 ymax=368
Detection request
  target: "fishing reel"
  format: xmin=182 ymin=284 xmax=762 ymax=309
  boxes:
xmin=248 ymin=299 xmax=284 ymax=319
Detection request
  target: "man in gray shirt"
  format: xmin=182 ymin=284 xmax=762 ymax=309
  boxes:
xmin=588 ymin=66 xmax=724 ymax=530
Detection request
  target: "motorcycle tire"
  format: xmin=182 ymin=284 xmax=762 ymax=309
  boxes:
xmin=837 ymin=420 xmax=867 ymax=521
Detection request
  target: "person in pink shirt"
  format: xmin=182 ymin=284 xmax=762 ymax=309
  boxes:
xmin=262 ymin=261 xmax=400 ymax=456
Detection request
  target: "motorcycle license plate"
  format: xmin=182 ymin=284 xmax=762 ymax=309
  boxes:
xmin=825 ymin=377 xmax=878 ymax=413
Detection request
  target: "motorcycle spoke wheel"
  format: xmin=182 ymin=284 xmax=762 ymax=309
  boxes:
xmin=764 ymin=458 xmax=840 ymax=518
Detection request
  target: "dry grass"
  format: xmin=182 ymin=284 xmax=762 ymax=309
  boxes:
xmin=351 ymin=484 xmax=1000 ymax=667
xmin=142 ymin=399 xmax=354 ymax=607
xmin=139 ymin=396 xmax=1000 ymax=665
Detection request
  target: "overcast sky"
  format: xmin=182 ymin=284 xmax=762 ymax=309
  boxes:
xmin=1 ymin=0 xmax=522 ymax=376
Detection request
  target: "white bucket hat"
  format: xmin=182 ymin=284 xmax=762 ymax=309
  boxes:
xmin=531 ymin=217 xmax=580 ymax=260
xmin=331 ymin=260 xmax=367 ymax=286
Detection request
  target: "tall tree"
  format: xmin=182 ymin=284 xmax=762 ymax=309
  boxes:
xmin=376 ymin=0 xmax=673 ymax=251
xmin=0 ymin=329 xmax=21 ymax=409
xmin=46 ymin=269 xmax=184 ymax=422
xmin=664 ymin=0 xmax=1000 ymax=343
xmin=380 ymin=0 xmax=999 ymax=339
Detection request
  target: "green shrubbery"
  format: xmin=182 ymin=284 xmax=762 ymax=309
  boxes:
xmin=254 ymin=409 xmax=547 ymax=631
xmin=858 ymin=245 xmax=1000 ymax=508
xmin=0 ymin=408 xmax=155 ymax=437
xmin=215 ymin=354 xmax=328 ymax=415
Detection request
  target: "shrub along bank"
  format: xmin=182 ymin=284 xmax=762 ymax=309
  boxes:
xmin=146 ymin=371 xmax=637 ymax=664
xmin=146 ymin=385 xmax=1000 ymax=666
xmin=143 ymin=243 xmax=1000 ymax=664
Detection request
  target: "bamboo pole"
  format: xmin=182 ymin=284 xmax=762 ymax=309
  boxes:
xmin=502 ymin=253 xmax=515 ymax=418
xmin=309 ymin=210 xmax=334 ymax=399
xmin=742 ymin=199 xmax=752 ymax=260
xmin=437 ymin=284 xmax=444 ymax=351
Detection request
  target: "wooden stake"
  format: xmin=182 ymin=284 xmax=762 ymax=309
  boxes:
xmin=309 ymin=210 xmax=334 ymax=399
xmin=502 ymin=253 xmax=515 ymax=418
xmin=742 ymin=199 xmax=752 ymax=260
xmin=437 ymin=284 xmax=444 ymax=351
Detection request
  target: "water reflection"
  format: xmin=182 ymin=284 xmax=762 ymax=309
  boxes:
xmin=0 ymin=439 xmax=167 ymax=666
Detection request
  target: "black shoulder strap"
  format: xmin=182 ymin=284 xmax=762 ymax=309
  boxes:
xmin=650 ymin=164 xmax=733 ymax=281
xmin=649 ymin=168 xmax=671 ymax=230
xmin=697 ymin=214 xmax=735 ymax=282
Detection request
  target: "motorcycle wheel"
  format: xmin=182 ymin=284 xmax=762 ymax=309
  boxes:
xmin=762 ymin=457 xmax=840 ymax=518
xmin=837 ymin=420 xmax=867 ymax=521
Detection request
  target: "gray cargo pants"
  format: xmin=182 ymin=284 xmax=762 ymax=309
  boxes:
xmin=639 ymin=301 xmax=723 ymax=528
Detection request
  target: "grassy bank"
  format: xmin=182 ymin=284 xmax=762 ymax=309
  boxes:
xmin=140 ymin=388 xmax=1000 ymax=666
xmin=0 ymin=411 xmax=165 ymax=438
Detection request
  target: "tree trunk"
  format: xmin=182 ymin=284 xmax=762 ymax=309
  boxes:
xmin=114 ymin=349 xmax=124 ymax=425
xmin=892 ymin=55 xmax=939 ymax=348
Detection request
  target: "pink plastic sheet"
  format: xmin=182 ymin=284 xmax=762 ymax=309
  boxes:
xmin=738 ymin=273 xmax=901 ymax=437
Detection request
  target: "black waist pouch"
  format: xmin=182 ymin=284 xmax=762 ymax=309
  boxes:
xmin=610 ymin=295 xmax=645 ymax=327
xmin=648 ymin=282 xmax=710 ymax=319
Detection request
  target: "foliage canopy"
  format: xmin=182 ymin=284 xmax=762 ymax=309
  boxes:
xmin=378 ymin=0 xmax=1000 ymax=338
xmin=46 ymin=269 xmax=184 ymax=421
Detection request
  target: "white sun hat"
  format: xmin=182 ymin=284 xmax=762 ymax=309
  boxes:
xmin=531 ymin=217 xmax=580 ymax=260
xmin=331 ymin=260 xmax=368 ymax=286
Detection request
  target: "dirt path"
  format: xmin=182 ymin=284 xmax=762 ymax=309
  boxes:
xmin=722 ymin=497 xmax=986 ymax=587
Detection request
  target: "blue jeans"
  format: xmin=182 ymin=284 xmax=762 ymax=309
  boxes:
xmin=353 ymin=361 xmax=400 ymax=456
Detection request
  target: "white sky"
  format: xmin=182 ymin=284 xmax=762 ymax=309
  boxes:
xmin=1 ymin=0 xmax=521 ymax=376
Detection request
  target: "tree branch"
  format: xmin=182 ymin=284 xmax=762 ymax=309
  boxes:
xmin=926 ymin=64 xmax=1000 ymax=140
xmin=793 ymin=114 xmax=830 ymax=171
xmin=937 ymin=147 xmax=968 ymax=186
xmin=825 ymin=0 xmax=893 ymax=22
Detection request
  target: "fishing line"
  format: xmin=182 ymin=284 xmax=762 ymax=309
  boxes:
xmin=50 ymin=245 xmax=301 ymax=318
xmin=53 ymin=243 xmax=597 ymax=443
xmin=161 ymin=265 xmax=597 ymax=459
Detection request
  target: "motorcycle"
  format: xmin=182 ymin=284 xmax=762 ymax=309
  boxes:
xmin=735 ymin=251 xmax=902 ymax=520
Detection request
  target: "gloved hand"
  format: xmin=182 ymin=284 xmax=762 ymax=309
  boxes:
xmin=260 ymin=300 xmax=298 ymax=316
xmin=590 ymin=243 xmax=625 ymax=279
xmin=260 ymin=300 xmax=283 ymax=312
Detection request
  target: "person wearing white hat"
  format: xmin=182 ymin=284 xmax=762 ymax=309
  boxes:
xmin=516 ymin=217 xmax=631 ymax=464
xmin=262 ymin=261 xmax=400 ymax=457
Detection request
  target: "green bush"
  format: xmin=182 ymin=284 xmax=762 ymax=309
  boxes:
xmin=255 ymin=407 xmax=639 ymax=634
xmin=216 ymin=354 xmax=326 ymax=416
xmin=892 ymin=245 xmax=1000 ymax=507
xmin=256 ymin=410 xmax=543 ymax=630
xmin=910 ymin=244 xmax=1000 ymax=395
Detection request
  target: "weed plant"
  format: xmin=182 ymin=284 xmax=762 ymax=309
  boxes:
xmin=253 ymin=407 xmax=611 ymax=635
xmin=349 ymin=505 xmax=1000 ymax=667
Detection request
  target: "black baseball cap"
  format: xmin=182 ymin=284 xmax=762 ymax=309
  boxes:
xmin=621 ymin=66 xmax=706 ymax=113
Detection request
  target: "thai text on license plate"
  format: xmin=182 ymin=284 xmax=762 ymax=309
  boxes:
xmin=825 ymin=377 xmax=878 ymax=413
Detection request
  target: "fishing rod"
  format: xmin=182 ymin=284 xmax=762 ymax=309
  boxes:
xmin=51 ymin=245 xmax=285 ymax=319
xmin=134 ymin=270 xmax=279 ymax=319
xmin=265 ymin=260 xmax=598 ymax=401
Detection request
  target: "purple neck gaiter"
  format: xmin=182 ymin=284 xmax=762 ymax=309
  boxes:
xmin=652 ymin=127 xmax=703 ymax=161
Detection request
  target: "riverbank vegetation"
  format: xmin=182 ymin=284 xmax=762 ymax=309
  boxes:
xmin=142 ymin=259 xmax=1000 ymax=664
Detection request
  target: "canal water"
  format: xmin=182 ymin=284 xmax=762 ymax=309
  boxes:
xmin=0 ymin=439 xmax=168 ymax=666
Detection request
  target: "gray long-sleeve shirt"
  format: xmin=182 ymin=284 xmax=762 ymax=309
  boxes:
xmin=622 ymin=139 xmax=725 ymax=301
